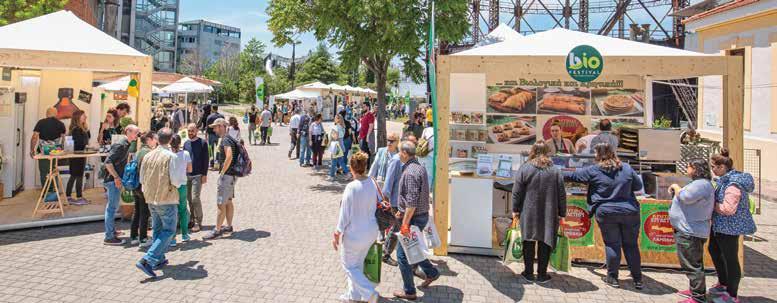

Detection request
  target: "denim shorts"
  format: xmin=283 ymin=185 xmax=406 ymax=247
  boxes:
xmin=217 ymin=174 xmax=236 ymax=205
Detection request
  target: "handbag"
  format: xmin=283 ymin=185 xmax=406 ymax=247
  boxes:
xmin=371 ymin=178 xmax=394 ymax=231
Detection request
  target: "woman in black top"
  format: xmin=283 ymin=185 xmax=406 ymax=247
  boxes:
xmin=67 ymin=110 xmax=91 ymax=203
xmin=98 ymin=108 xmax=119 ymax=146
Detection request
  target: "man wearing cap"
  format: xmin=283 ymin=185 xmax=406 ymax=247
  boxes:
xmin=204 ymin=118 xmax=239 ymax=240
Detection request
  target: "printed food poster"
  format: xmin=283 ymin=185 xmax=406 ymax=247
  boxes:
xmin=562 ymin=196 xmax=594 ymax=246
xmin=486 ymin=115 xmax=536 ymax=145
xmin=450 ymin=112 xmax=485 ymax=125
xmin=591 ymin=117 xmax=646 ymax=131
xmin=487 ymin=86 xmax=537 ymax=114
xmin=450 ymin=124 xmax=488 ymax=142
xmin=449 ymin=141 xmax=487 ymax=159
xmin=537 ymin=87 xmax=591 ymax=115
xmin=540 ymin=115 xmax=590 ymax=154
xmin=640 ymin=202 xmax=676 ymax=252
xmin=592 ymin=89 xmax=645 ymax=117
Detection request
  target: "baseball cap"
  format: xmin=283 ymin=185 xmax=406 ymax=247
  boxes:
xmin=208 ymin=118 xmax=228 ymax=128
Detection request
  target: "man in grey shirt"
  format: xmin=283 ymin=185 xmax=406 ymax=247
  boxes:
xmin=259 ymin=105 xmax=273 ymax=145
xmin=590 ymin=119 xmax=619 ymax=153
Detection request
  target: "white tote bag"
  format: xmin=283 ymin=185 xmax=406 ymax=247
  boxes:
xmin=396 ymin=225 xmax=428 ymax=265
xmin=423 ymin=219 xmax=442 ymax=249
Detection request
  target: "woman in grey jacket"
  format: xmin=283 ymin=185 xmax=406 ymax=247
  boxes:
xmin=669 ymin=159 xmax=715 ymax=303
xmin=512 ymin=142 xmax=567 ymax=283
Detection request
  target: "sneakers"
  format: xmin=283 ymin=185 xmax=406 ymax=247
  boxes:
xmin=135 ymin=259 xmax=156 ymax=278
xmin=203 ymin=229 xmax=222 ymax=240
xmin=70 ymin=198 xmax=89 ymax=205
xmin=709 ymin=284 xmax=727 ymax=294
xmin=602 ymin=276 xmax=620 ymax=288
xmin=677 ymin=289 xmax=693 ymax=298
xmin=518 ymin=271 xmax=535 ymax=283
xmin=535 ymin=273 xmax=551 ymax=284
xmin=130 ymin=237 xmax=139 ymax=246
xmin=678 ymin=297 xmax=706 ymax=303
xmin=715 ymin=292 xmax=739 ymax=303
xmin=182 ymin=234 xmax=191 ymax=242
xmin=170 ymin=239 xmax=177 ymax=247
xmin=139 ymin=239 xmax=151 ymax=248
xmin=152 ymin=259 xmax=169 ymax=270
xmin=634 ymin=280 xmax=644 ymax=290
xmin=103 ymin=238 xmax=124 ymax=246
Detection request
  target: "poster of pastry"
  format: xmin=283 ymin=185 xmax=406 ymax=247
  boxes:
xmin=486 ymin=115 xmax=536 ymax=145
xmin=540 ymin=115 xmax=589 ymax=154
xmin=486 ymin=86 xmax=537 ymax=114
xmin=450 ymin=112 xmax=485 ymax=125
xmin=449 ymin=124 xmax=488 ymax=142
xmin=537 ymin=87 xmax=590 ymax=115
xmin=592 ymin=89 xmax=645 ymax=117
xmin=449 ymin=141 xmax=487 ymax=159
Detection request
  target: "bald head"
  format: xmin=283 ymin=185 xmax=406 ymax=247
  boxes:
xmin=45 ymin=107 xmax=57 ymax=118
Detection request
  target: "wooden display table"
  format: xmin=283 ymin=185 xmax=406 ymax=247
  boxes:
xmin=33 ymin=152 xmax=108 ymax=217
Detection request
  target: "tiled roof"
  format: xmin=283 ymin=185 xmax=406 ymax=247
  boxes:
xmin=683 ymin=0 xmax=760 ymax=24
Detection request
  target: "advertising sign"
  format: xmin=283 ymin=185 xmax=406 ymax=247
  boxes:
xmin=562 ymin=196 xmax=594 ymax=246
xmin=255 ymin=76 xmax=265 ymax=106
xmin=566 ymin=45 xmax=603 ymax=83
xmin=640 ymin=202 xmax=676 ymax=252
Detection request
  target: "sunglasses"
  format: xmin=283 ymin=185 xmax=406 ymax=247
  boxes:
xmin=388 ymin=139 xmax=397 ymax=143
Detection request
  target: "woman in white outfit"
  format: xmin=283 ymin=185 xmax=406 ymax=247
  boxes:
xmin=333 ymin=151 xmax=380 ymax=303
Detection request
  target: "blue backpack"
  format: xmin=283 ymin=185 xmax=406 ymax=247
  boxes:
xmin=122 ymin=158 xmax=140 ymax=191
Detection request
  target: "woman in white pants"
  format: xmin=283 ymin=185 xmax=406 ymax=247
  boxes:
xmin=333 ymin=151 xmax=380 ymax=303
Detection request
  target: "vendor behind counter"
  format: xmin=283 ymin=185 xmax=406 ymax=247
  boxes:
xmin=31 ymin=107 xmax=67 ymax=199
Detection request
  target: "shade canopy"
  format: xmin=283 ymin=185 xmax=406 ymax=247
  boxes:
xmin=455 ymin=28 xmax=711 ymax=57
xmin=98 ymin=76 xmax=162 ymax=93
xmin=161 ymin=77 xmax=214 ymax=93
xmin=274 ymin=89 xmax=320 ymax=100
xmin=0 ymin=11 xmax=146 ymax=57
xmin=476 ymin=23 xmax=523 ymax=46
xmin=300 ymin=81 xmax=331 ymax=90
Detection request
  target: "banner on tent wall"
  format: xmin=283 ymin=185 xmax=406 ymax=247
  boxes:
xmin=255 ymin=77 xmax=265 ymax=106
xmin=640 ymin=202 xmax=676 ymax=252
xmin=562 ymin=196 xmax=594 ymax=247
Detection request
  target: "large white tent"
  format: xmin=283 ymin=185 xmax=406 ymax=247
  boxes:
xmin=98 ymin=76 xmax=162 ymax=93
xmin=161 ymin=76 xmax=214 ymax=93
xmin=274 ymin=89 xmax=320 ymax=100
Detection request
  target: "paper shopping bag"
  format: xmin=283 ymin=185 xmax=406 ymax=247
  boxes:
xmin=363 ymin=242 xmax=382 ymax=284
xmin=550 ymin=233 xmax=571 ymax=272
xmin=396 ymin=226 xmax=428 ymax=265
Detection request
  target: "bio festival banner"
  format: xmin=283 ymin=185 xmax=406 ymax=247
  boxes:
xmin=561 ymin=196 xmax=594 ymax=247
xmin=640 ymin=202 xmax=676 ymax=253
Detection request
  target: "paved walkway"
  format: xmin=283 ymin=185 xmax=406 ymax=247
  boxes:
xmin=1 ymin=120 xmax=776 ymax=303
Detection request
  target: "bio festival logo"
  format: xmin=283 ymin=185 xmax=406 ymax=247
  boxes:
xmin=566 ymin=45 xmax=603 ymax=83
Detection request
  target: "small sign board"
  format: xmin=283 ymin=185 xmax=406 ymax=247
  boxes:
xmin=78 ymin=90 xmax=92 ymax=104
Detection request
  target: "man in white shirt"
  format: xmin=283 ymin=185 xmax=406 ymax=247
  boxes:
xmin=259 ymin=105 xmax=273 ymax=145
xmin=288 ymin=109 xmax=302 ymax=159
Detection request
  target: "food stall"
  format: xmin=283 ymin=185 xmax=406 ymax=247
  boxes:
xmin=432 ymin=28 xmax=745 ymax=268
xmin=0 ymin=11 xmax=152 ymax=231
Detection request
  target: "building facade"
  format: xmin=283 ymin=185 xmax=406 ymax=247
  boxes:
xmin=177 ymin=20 xmax=241 ymax=73
xmin=683 ymin=0 xmax=777 ymax=181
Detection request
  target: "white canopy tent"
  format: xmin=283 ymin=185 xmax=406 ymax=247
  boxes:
xmin=274 ymin=89 xmax=320 ymax=100
xmin=476 ymin=23 xmax=523 ymax=46
xmin=98 ymin=76 xmax=162 ymax=93
xmin=161 ymin=76 xmax=214 ymax=93
xmin=299 ymin=81 xmax=332 ymax=90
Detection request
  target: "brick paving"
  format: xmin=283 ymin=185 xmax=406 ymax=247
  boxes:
xmin=0 ymin=120 xmax=776 ymax=303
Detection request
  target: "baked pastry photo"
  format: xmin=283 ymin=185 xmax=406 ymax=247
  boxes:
xmin=487 ymin=86 xmax=537 ymax=114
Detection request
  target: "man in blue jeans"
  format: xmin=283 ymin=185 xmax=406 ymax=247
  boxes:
xmin=135 ymin=128 xmax=186 ymax=278
xmin=297 ymin=109 xmax=313 ymax=167
xmin=102 ymin=125 xmax=139 ymax=245
xmin=393 ymin=141 xmax=439 ymax=300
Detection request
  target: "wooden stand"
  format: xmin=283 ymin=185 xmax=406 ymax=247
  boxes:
xmin=32 ymin=152 xmax=108 ymax=217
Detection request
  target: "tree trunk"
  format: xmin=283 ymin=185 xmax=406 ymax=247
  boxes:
xmin=375 ymin=67 xmax=388 ymax=149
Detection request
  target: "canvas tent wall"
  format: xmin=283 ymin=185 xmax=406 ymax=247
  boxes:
xmin=0 ymin=11 xmax=153 ymax=197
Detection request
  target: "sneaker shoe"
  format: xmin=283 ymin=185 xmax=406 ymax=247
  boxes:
xmin=203 ymin=229 xmax=222 ymax=240
xmin=70 ymin=198 xmax=88 ymax=206
xmin=634 ymin=280 xmax=644 ymax=290
xmin=170 ymin=239 xmax=177 ymax=247
xmin=103 ymin=238 xmax=124 ymax=246
xmin=677 ymin=289 xmax=693 ymax=298
xmin=678 ymin=297 xmax=706 ymax=303
xmin=67 ymin=197 xmax=77 ymax=204
xmin=535 ymin=274 xmax=551 ymax=284
xmin=130 ymin=237 xmax=139 ymax=246
xmin=182 ymin=234 xmax=191 ymax=242
xmin=382 ymin=255 xmax=398 ymax=267
xmin=709 ymin=284 xmax=727 ymax=294
xmin=139 ymin=239 xmax=151 ymax=248
xmin=602 ymin=276 xmax=620 ymax=288
xmin=716 ymin=292 xmax=739 ymax=303
xmin=518 ymin=271 xmax=535 ymax=283
xmin=152 ymin=259 xmax=169 ymax=270
xmin=135 ymin=259 xmax=156 ymax=278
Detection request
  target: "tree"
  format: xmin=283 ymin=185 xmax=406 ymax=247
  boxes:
xmin=205 ymin=50 xmax=240 ymax=103
xmin=178 ymin=51 xmax=207 ymax=76
xmin=268 ymin=0 xmax=469 ymax=148
xmin=297 ymin=43 xmax=339 ymax=84
xmin=238 ymin=38 xmax=267 ymax=103
xmin=0 ymin=0 xmax=66 ymax=26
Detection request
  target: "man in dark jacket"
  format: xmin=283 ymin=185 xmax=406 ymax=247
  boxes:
xmin=184 ymin=123 xmax=209 ymax=232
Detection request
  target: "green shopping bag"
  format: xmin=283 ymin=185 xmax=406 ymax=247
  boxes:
xmin=267 ymin=126 xmax=273 ymax=137
xmin=550 ymin=233 xmax=571 ymax=272
xmin=502 ymin=218 xmax=523 ymax=264
xmin=363 ymin=242 xmax=382 ymax=283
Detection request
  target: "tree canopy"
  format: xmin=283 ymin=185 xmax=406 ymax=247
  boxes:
xmin=0 ymin=0 xmax=66 ymax=26
xmin=296 ymin=43 xmax=339 ymax=85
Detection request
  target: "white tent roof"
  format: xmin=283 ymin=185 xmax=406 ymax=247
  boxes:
xmin=299 ymin=81 xmax=331 ymax=90
xmin=477 ymin=23 xmax=523 ymax=46
xmin=455 ymin=28 xmax=711 ymax=57
xmin=161 ymin=77 xmax=214 ymax=93
xmin=329 ymin=84 xmax=347 ymax=91
xmin=0 ymin=11 xmax=146 ymax=57
xmin=274 ymin=89 xmax=320 ymax=100
xmin=98 ymin=76 xmax=162 ymax=93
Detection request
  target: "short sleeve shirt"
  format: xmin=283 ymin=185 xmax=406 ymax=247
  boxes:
xmin=260 ymin=110 xmax=272 ymax=127
xmin=34 ymin=117 xmax=66 ymax=141
xmin=358 ymin=112 xmax=374 ymax=140
xmin=217 ymin=135 xmax=240 ymax=176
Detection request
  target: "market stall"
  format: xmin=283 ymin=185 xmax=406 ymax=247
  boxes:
xmin=432 ymin=28 xmax=744 ymax=269
xmin=160 ymin=76 xmax=213 ymax=124
xmin=0 ymin=11 xmax=152 ymax=230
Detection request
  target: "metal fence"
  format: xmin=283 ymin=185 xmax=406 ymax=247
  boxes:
xmin=743 ymin=148 xmax=762 ymax=215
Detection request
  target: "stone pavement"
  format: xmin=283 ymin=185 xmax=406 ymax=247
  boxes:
xmin=1 ymin=120 xmax=776 ymax=303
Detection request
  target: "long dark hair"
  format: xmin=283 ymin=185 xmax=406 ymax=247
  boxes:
xmin=711 ymin=148 xmax=734 ymax=171
xmin=69 ymin=110 xmax=87 ymax=133
xmin=528 ymin=141 xmax=553 ymax=168
xmin=228 ymin=116 xmax=239 ymax=130
xmin=171 ymin=134 xmax=182 ymax=152
xmin=594 ymin=143 xmax=621 ymax=170
xmin=687 ymin=158 xmax=712 ymax=180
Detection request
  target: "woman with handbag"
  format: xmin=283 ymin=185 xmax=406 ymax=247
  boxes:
xmin=333 ymin=152 xmax=380 ymax=303
xmin=512 ymin=142 xmax=566 ymax=283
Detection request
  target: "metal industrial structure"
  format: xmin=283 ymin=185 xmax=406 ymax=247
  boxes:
xmin=444 ymin=0 xmax=691 ymax=53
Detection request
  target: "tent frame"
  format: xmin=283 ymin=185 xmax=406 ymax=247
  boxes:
xmin=433 ymin=54 xmax=744 ymax=256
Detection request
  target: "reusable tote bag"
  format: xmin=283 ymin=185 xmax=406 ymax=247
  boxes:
xmin=363 ymin=242 xmax=383 ymax=284
xmin=396 ymin=225 xmax=428 ymax=265
xmin=423 ymin=218 xmax=442 ymax=249
xmin=549 ymin=233 xmax=571 ymax=272
xmin=502 ymin=218 xmax=523 ymax=264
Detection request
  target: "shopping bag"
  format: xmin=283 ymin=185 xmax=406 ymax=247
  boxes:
xmin=363 ymin=242 xmax=382 ymax=284
xmin=423 ymin=219 xmax=442 ymax=249
xmin=502 ymin=222 xmax=523 ymax=264
xmin=549 ymin=233 xmax=571 ymax=272
xmin=396 ymin=226 xmax=428 ymax=265
xmin=267 ymin=126 xmax=273 ymax=137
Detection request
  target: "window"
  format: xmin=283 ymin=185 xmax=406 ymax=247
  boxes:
xmin=204 ymin=26 xmax=214 ymax=33
xmin=214 ymin=39 xmax=222 ymax=46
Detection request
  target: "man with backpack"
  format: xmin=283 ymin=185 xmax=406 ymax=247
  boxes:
xmin=204 ymin=118 xmax=245 ymax=240
xmin=102 ymin=125 xmax=139 ymax=246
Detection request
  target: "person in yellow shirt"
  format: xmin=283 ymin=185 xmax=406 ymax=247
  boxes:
xmin=425 ymin=106 xmax=433 ymax=127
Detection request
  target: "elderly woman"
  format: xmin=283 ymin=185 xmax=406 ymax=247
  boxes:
xmin=333 ymin=151 xmax=380 ymax=303
xmin=563 ymin=143 xmax=644 ymax=289
xmin=512 ymin=142 xmax=566 ymax=283
xmin=669 ymin=158 xmax=715 ymax=303
xmin=707 ymin=148 xmax=756 ymax=302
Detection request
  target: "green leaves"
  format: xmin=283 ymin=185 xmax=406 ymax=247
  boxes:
xmin=0 ymin=0 xmax=67 ymax=26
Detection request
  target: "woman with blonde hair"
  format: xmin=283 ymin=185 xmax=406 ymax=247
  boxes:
xmin=333 ymin=151 xmax=380 ymax=303
xmin=512 ymin=141 xmax=566 ymax=283
xmin=564 ymin=143 xmax=644 ymax=289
